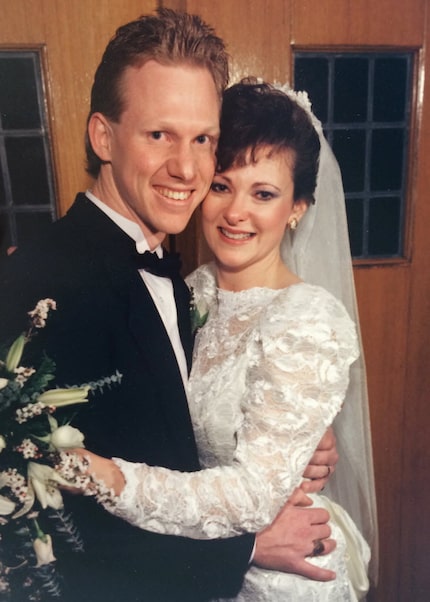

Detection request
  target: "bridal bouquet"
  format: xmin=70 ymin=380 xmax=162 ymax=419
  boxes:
xmin=0 ymin=299 xmax=120 ymax=600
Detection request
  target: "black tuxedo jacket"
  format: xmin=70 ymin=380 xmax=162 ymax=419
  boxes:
xmin=0 ymin=194 xmax=253 ymax=601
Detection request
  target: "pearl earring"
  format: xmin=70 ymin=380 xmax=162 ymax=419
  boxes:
xmin=288 ymin=217 xmax=298 ymax=230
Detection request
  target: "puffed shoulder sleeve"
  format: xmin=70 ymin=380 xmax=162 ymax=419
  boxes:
xmin=102 ymin=285 xmax=359 ymax=539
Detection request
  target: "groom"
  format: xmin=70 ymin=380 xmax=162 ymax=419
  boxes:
xmin=0 ymin=8 xmax=337 ymax=601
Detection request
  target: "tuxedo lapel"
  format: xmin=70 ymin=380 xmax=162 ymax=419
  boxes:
xmin=65 ymin=194 xmax=198 ymax=462
xmin=172 ymin=275 xmax=193 ymax=373
xmin=127 ymin=274 xmax=198 ymax=463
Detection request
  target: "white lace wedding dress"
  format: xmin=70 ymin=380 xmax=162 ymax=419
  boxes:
xmin=108 ymin=264 xmax=370 ymax=601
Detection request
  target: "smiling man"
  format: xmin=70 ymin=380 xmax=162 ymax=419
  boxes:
xmin=0 ymin=8 xmax=337 ymax=602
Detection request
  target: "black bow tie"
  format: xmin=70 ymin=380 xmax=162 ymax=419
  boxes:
xmin=133 ymin=250 xmax=182 ymax=279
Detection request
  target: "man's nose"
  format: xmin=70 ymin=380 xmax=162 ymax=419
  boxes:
xmin=167 ymin=142 xmax=197 ymax=181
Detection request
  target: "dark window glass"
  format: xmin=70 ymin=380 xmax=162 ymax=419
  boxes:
xmin=294 ymin=57 xmax=328 ymax=122
xmin=368 ymin=196 xmax=401 ymax=255
xmin=370 ymin=129 xmax=404 ymax=190
xmin=0 ymin=57 xmax=41 ymax=129
xmin=333 ymin=130 xmax=366 ymax=192
xmin=345 ymin=198 xmax=364 ymax=257
xmin=6 ymin=137 xmax=50 ymax=205
xmin=334 ymin=58 xmax=368 ymax=123
xmin=294 ymin=51 xmax=412 ymax=259
xmin=373 ymin=57 xmax=407 ymax=122
xmin=0 ymin=50 xmax=56 ymax=248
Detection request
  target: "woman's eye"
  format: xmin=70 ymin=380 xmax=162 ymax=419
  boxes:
xmin=256 ymin=190 xmax=275 ymax=201
xmin=210 ymin=182 xmax=228 ymax=193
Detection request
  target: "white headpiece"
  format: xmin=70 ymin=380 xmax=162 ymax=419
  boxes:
xmin=277 ymin=84 xmax=379 ymax=582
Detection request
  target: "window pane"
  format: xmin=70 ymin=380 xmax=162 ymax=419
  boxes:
xmin=294 ymin=51 xmax=412 ymax=259
xmin=6 ymin=137 xmax=50 ymax=205
xmin=294 ymin=57 xmax=328 ymax=122
xmin=373 ymin=57 xmax=407 ymax=122
xmin=0 ymin=57 xmax=41 ymax=129
xmin=371 ymin=129 xmax=404 ymax=190
xmin=368 ymin=196 xmax=401 ymax=255
xmin=345 ymin=198 xmax=364 ymax=257
xmin=334 ymin=58 xmax=368 ymax=123
xmin=333 ymin=130 xmax=366 ymax=192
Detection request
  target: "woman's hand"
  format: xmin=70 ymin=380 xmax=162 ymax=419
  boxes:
xmin=301 ymin=427 xmax=338 ymax=493
xmin=58 ymin=448 xmax=126 ymax=497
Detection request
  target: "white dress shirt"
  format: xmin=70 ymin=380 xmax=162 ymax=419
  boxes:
xmin=85 ymin=191 xmax=188 ymax=386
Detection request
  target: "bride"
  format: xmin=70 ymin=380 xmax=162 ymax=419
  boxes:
xmin=61 ymin=80 xmax=376 ymax=601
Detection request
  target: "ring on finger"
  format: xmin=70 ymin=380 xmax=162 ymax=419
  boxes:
xmin=311 ymin=539 xmax=324 ymax=557
xmin=325 ymin=465 xmax=331 ymax=477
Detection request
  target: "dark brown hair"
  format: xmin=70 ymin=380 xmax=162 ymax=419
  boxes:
xmin=217 ymin=79 xmax=320 ymax=204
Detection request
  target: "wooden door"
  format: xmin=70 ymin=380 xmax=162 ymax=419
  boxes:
xmin=172 ymin=1 xmax=429 ymax=601
xmin=0 ymin=0 xmax=157 ymax=215
xmin=2 ymin=2 xmax=429 ymax=601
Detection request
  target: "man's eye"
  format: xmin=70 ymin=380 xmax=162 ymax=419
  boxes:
xmin=150 ymin=131 xmax=163 ymax=140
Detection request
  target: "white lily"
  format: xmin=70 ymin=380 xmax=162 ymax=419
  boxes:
xmin=5 ymin=334 xmax=26 ymax=372
xmin=37 ymin=386 xmax=90 ymax=408
xmin=33 ymin=534 xmax=56 ymax=566
xmin=0 ymin=435 xmax=6 ymax=453
xmin=0 ymin=378 xmax=8 ymax=390
xmin=27 ymin=462 xmax=70 ymax=510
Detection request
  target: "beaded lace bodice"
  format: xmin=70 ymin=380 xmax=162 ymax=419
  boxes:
xmin=109 ymin=264 xmax=367 ymax=600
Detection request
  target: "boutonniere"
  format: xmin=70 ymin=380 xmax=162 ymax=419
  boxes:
xmin=189 ymin=287 xmax=209 ymax=335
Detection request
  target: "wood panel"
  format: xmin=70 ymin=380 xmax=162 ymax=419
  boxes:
xmin=173 ymin=1 xmax=429 ymax=600
xmin=399 ymin=4 xmax=430 ymax=598
xmin=0 ymin=0 xmax=157 ymax=215
xmin=292 ymin=0 xmax=424 ymax=47
xmin=186 ymin=0 xmax=291 ymax=84
xmin=355 ymin=266 xmax=410 ymax=599
xmin=2 ymin=2 xmax=429 ymax=600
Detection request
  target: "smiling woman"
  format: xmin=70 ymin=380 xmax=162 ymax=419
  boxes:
xmin=202 ymin=150 xmax=307 ymax=290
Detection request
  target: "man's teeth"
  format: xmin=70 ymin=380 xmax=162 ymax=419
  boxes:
xmin=221 ymin=228 xmax=252 ymax=240
xmin=159 ymin=188 xmax=190 ymax=200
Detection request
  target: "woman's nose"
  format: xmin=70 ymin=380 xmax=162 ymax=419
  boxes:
xmin=223 ymin=193 xmax=249 ymax=224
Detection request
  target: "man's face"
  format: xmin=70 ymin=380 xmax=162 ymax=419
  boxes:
xmin=92 ymin=60 xmax=220 ymax=248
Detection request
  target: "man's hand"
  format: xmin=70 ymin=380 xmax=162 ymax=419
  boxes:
xmin=301 ymin=427 xmax=339 ymax=493
xmin=253 ymin=500 xmax=336 ymax=581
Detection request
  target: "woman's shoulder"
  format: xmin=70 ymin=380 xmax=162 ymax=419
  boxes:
xmin=261 ymin=282 xmax=357 ymax=345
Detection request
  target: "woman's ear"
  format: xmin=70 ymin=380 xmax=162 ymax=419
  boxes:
xmin=87 ymin=113 xmax=113 ymax=163
xmin=291 ymin=199 xmax=308 ymax=225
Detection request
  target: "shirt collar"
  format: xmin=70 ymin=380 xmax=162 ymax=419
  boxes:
xmin=85 ymin=190 xmax=162 ymax=257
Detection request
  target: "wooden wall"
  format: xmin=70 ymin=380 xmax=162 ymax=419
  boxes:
xmin=1 ymin=2 xmax=429 ymax=600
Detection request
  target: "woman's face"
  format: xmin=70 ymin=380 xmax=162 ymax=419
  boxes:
xmin=202 ymin=147 xmax=307 ymax=278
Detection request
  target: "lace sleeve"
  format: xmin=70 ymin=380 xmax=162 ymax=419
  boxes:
xmin=104 ymin=288 xmax=358 ymax=539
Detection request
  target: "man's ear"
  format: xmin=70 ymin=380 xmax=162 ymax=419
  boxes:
xmin=87 ymin=113 xmax=113 ymax=163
